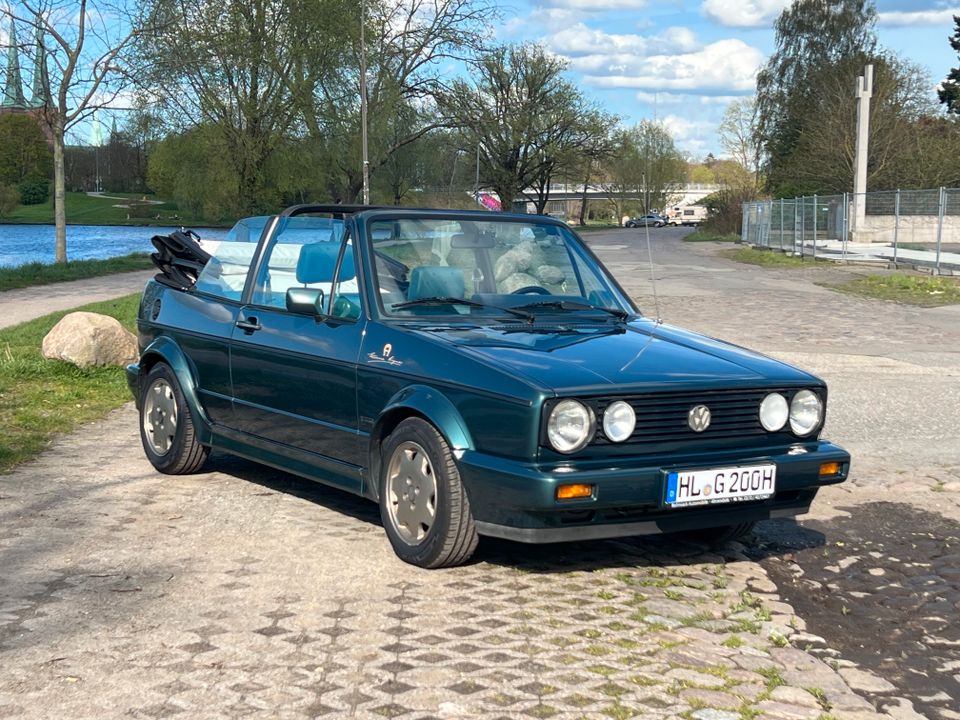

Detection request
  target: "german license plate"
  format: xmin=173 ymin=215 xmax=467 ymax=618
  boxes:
xmin=665 ymin=464 xmax=776 ymax=507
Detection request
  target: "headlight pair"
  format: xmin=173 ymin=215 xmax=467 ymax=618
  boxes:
xmin=547 ymin=399 xmax=636 ymax=454
xmin=760 ymin=389 xmax=822 ymax=436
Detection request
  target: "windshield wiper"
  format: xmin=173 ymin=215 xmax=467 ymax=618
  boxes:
xmin=514 ymin=300 xmax=629 ymax=321
xmin=392 ymin=296 xmax=534 ymax=321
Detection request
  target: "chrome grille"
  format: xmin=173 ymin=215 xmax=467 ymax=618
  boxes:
xmin=585 ymin=388 xmax=807 ymax=448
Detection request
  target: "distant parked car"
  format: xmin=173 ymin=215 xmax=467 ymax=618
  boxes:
xmin=625 ymin=214 xmax=666 ymax=228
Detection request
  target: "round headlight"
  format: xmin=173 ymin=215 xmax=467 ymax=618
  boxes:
xmin=759 ymin=393 xmax=789 ymax=432
xmin=789 ymin=389 xmax=823 ymax=436
xmin=547 ymin=400 xmax=595 ymax=453
xmin=603 ymin=400 xmax=636 ymax=442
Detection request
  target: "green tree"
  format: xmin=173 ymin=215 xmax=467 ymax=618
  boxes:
xmin=785 ymin=54 xmax=935 ymax=193
xmin=0 ymin=115 xmax=52 ymax=186
xmin=444 ymin=43 xmax=607 ymax=213
xmin=939 ymin=15 xmax=960 ymax=114
xmin=754 ymin=0 xmax=877 ymax=193
xmin=718 ymin=97 xmax=761 ymax=183
xmin=147 ymin=125 xmax=241 ymax=221
xmin=0 ymin=182 xmax=19 ymax=217
xmin=137 ymin=0 xmax=343 ymax=213
xmin=599 ymin=122 xmax=685 ymax=223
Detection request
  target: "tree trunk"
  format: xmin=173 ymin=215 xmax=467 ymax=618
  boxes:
xmin=494 ymin=181 xmax=518 ymax=213
xmin=578 ymin=170 xmax=590 ymax=226
xmin=53 ymin=121 xmax=67 ymax=264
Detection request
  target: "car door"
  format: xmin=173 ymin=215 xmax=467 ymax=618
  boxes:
xmin=226 ymin=216 xmax=366 ymax=492
xmin=163 ymin=231 xmax=262 ymax=424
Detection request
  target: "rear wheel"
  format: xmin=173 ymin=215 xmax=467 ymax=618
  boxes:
xmin=379 ymin=418 xmax=478 ymax=568
xmin=140 ymin=363 xmax=209 ymax=474
xmin=674 ymin=522 xmax=755 ymax=546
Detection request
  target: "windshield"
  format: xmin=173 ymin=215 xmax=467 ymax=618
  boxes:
xmin=369 ymin=217 xmax=634 ymax=320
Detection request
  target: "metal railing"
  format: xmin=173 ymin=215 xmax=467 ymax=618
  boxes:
xmin=742 ymin=188 xmax=960 ymax=273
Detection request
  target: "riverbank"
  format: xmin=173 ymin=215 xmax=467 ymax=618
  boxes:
xmin=0 ymin=254 xmax=154 ymax=292
xmin=0 ymin=191 xmax=231 ymax=227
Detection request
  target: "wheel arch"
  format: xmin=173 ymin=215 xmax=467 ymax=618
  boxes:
xmin=138 ymin=336 xmax=213 ymax=445
xmin=365 ymin=385 xmax=474 ymax=501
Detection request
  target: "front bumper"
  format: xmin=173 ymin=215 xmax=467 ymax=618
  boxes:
xmin=457 ymin=440 xmax=850 ymax=543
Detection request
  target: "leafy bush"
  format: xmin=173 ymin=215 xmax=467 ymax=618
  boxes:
xmin=0 ymin=182 xmax=19 ymax=217
xmin=16 ymin=177 xmax=50 ymax=205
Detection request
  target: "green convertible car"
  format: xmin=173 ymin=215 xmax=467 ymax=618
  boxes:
xmin=129 ymin=204 xmax=850 ymax=568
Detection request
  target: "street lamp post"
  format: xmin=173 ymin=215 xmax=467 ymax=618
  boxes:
xmin=360 ymin=0 xmax=370 ymax=205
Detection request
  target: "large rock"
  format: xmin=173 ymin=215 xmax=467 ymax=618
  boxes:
xmin=42 ymin=312 xmax=138 ymax=368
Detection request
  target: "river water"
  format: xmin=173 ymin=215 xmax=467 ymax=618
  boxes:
xmin=0 ymin=224 xmax=229 ymax=268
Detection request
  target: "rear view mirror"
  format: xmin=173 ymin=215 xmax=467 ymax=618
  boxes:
xmin=451 ymin=232 xmax=495 ymax=249
xmin=286 ymin=287 xmax=325 ymax=316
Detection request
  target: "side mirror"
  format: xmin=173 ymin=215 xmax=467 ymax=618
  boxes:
xmin=285 ymin=287 xmax=325 ymax=316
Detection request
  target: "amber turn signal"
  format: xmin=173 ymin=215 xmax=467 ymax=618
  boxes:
xmin=819 ymin=462 xmax=841 ymax=476
xmin=556 ymin=483 xmax=593 ymax=500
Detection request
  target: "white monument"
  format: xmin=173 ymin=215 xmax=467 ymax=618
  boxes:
xmin=851 ymin=64 xmax=873 ymax=240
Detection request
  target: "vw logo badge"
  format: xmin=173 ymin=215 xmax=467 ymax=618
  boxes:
xmin=688 ymin=405 xmax=711 ymax=432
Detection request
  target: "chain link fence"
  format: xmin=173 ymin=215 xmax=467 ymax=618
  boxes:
xmin=742 ymin=188 xmax=960 ymax=273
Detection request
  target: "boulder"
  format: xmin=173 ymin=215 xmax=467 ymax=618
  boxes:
xmin=500 ymin=272 xmax=540 ymax=294
xmin=42 ymin=312 xmax=138 ymax=368
xmin=535 ymin=265 xmax=565 ymax=286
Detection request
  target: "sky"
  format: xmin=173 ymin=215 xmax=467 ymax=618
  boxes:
xmin=498 ymin=0 xmax=960 ymax=158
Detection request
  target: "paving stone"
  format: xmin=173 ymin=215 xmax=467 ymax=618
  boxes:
xmin=691 ymin=709 xmax=740 ymax=720
xmin=839 ymin=668 xmax=898 ymax=694
xmin=753 ymin=700 xmax=822 ymax=720
xmin=679 ymin=688 xmax=741 ymax=710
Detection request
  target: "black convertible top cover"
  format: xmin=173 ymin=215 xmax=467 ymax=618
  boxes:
xmin=150 ymin=230 xmax=212 ymax=290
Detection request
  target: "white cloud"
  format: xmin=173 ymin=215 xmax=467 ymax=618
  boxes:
xmin=540 ymin=0 xmax=649 ymax=8
xmin=549 ymin=23 xmax=698 ymax=56
xmin=635 ymin=92 xmax=743 ymax=106
xmin=567 ymin=38 xmax=763 ymax=94
xmin=661 ymin=114 xmax=718 ymax=155
xmin=701 ymin=0 xmax=790 ymax=28
xmin=877 ymin=8 xmax=960 ymax=26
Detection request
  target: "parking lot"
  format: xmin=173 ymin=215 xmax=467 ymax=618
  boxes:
xmin=1 ymin=228 xmax=958 ymax=719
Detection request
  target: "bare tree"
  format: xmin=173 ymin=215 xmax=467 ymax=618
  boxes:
xmin=2 ymin=0 xmax=140 ymax=262
xmin=298 ymin=0 xmax=497 ymax=203
xmin=718 ymin=97 xmax=761 ymax=183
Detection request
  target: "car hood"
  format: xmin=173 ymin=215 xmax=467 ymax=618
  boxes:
xmin=414 ymin=319 xmax=820 ymax=394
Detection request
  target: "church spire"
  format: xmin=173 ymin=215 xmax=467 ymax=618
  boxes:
xmin=2 ymin=18 xmax=28 ymax=108
xmin=30 ymin=26 xmax=49 ymax=108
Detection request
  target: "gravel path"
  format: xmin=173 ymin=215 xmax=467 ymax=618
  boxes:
xmin=0 ymin=270 xmax=153 ymax=329
xmin=1 ymin=229 xmax=957 ymax=719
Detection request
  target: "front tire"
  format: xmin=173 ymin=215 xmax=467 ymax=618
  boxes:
xmin=379 ymin=418 xmax=478 ymax=568
xmin=139 ymin=363 xmax=209 ymax=474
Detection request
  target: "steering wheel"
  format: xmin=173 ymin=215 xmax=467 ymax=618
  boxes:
xmin=510 ymin=285 xmax=550 ymax=295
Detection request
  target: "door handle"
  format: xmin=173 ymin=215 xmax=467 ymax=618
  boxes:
xmin=236 ymin=317 xmax=261 ymax=334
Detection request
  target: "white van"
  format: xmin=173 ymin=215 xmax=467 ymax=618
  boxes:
xmin=668 ymin=205 xmax=708 ymax=226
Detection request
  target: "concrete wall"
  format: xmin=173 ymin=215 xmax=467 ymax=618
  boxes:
xmin=852 ymin=215 xmax=960 ymax=245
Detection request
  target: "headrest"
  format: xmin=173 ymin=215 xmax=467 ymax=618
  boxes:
xmin=296 ymin=243 xmax=355 ymax=284
xmin=407 ymin=266 xmax=465 ymax=300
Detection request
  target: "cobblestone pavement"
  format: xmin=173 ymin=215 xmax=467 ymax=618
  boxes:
xmin=1 ymin=229 xmax=958 ymax=719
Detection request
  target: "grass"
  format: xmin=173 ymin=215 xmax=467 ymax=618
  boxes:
xmin=1 ymin=191 xmax=214 ymax=226
xmin=0 ymin=294 xmax=140 ymax=473
xmin=684 ymin=230 xmax=740 ymax=243
xmin=0 ymin=253 xmax=154 ymax=292
xmin=722 ymin=247 xmax=830 ymax=268
xmin=831 ymin=273 xmax=960 ymax=307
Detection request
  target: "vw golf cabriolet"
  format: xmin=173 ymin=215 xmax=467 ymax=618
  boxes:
xmin=129 ymin=205 xmax=850 ymax=568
